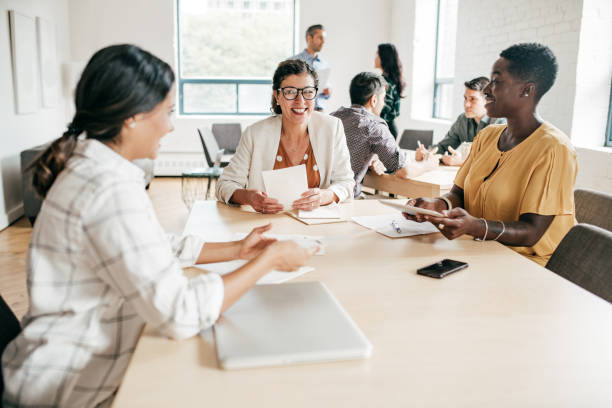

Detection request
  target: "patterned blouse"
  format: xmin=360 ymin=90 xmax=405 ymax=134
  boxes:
xmin=273 ymin=139 xmax=321 ymax=188
xmin=380 ymin=75 xmax=401 ymax=125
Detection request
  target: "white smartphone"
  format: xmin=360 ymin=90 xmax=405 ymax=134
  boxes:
xmin=380 ymin=200 xmax=445 ymax=217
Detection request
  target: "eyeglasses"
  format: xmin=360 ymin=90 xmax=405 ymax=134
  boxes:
xmin=278 ymin=86 xmax=318 ymax=100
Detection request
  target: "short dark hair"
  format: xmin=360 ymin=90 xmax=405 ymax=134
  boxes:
xmin=349 ymin=72 xmax=388 ymax=106
xmin=271 ymin=59 xmax=319 ymax=115
xmin=464 ymin=76 xmax=490 ymax=91
xmin=305 ymin=24 xmax=324 ymax=38
xmin=500 ymin=43 xmax=558 ymax=100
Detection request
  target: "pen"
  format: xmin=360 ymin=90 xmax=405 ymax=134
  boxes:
xmin=391 ymin=220 xmax=402 ymax=234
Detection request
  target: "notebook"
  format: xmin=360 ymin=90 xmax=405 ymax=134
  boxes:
xmin=213 ymin=281 xmax=372 ymax=369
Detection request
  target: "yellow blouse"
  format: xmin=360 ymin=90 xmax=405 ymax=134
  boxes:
xmin=454 ymin=122 xmax=577 ymax=266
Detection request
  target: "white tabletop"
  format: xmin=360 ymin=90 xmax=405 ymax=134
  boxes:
xmin=113 ymin=200 xmax=612 ymax=407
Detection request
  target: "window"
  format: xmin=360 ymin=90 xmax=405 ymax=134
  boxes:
xmin=607 ymin=82 xmax=612 ymax=147
xmin=432 ymin=0 xmax=458 ymax=120
xmin=177 ymin=0 xmax=296 ymax=115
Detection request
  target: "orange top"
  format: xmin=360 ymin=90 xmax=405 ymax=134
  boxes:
xmin=273 ymin=140 xmax=321 ymax=189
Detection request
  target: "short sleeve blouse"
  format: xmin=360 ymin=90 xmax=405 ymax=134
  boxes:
xmin=454 ymin=122 xmax=577 ymax=265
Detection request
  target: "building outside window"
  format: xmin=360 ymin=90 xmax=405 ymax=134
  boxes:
xmin=177 ymin=0 xmax=296 ymax=115
xmin=432 ymin=0 xmax=458 ymax=120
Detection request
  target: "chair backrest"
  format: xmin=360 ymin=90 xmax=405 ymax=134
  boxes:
xmin=398 ymin=129 xmax=434 ymax=150
xmin=574 ymin=188 xmax=612 ymax=232
xmin=197 ymin=127 xmax=224 ymax=168
xmin=211 ymin=123 xmax=241 ymax=154
xmin=546 ymin=223 xmax=612 ymax=303
xmin=1 ymin=295 xmax=21 ymax=397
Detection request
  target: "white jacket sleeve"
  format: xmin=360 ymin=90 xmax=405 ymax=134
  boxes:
xmin=327 ymin=119 xmax=355 ymax=202
xmin=215 ymin=126 xmax=254 ymax=204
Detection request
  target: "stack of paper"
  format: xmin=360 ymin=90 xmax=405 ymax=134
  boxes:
xmin=298 ymin=202 xmax=341 ymax=219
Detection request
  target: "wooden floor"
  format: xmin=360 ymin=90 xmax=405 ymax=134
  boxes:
xmin=0 ymin=178 xmax=188 ymax=320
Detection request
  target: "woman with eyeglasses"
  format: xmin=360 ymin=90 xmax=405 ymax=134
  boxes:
xmin=216 ymin=59 xmax=354 ymax=213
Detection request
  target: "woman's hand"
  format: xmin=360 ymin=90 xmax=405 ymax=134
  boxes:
xmin=248 ymin=190 xmax=284 ymax=214
xmin=262 ymin=240 xmax=317 ymax=271
xmin=424 ymin=207 xmax=482 ymax=240
xmin=402 ymin=197 xmax=448 ymax=222
xmin=292 ymin=188 xmax=325 ymax=210
xmin=238 ymin=223 xmax=277 ymax=260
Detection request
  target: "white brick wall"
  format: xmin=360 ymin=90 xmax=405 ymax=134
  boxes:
xmin=395 ymin=0 xmax=612 ymax=194
xmin=453 ymin=0 xmax=583 ymax=136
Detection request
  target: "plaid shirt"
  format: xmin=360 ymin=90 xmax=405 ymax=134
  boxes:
xmin=331 ymin=105 xmax=407 ymax=197
xmin=2 ymin=139 xmax=223 ymax=407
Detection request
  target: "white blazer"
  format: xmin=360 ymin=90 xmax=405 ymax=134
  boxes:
xmin=216 ymin=112 xmax=355 ymax=204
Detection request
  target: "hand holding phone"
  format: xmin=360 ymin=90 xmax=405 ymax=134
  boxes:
xmin=417 ymin=259 xmax=468 ymax=278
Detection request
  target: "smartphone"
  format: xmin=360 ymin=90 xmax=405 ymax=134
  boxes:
xmin=417 ymin=259 xmax=468 ymax=279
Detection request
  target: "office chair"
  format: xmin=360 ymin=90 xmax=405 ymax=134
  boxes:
xmin=574 ymin=188 xmax=612 ymax=232
xmin=398 ymin=129 xmax=434 ymax=150
xmin=1 ymin=294 xmax=21 ymax=398
xmin=197 ymin=128 xmax=230 ymax=168
xmin=546 ymin=224 xmax=612 ymax=303
xmin=211 ymin=123 xmax=241 ymax=154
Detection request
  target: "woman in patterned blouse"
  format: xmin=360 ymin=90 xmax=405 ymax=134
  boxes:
xmin=375 ymin=43 xmax=405 ymax=139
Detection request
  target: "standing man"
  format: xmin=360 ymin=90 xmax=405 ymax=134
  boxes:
xmin=291 ymin=24 xmax=331 ymax=112
xmin=415 ymin=76 xmax=506 ymax=166
xmin=331 ymin=72 xmax=439 ymax=198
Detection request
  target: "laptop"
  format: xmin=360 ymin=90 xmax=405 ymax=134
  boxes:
xmin=213 ymin=281 xmax=372 ymax=369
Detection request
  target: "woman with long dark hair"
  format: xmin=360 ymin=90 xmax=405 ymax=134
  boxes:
xmin=375 ymin=43 xmax=405 ymax=138
xmin=2 ymin=44 xmax=313 ymax=407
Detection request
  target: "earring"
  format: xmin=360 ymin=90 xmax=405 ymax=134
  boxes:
xmin=129 ymin=122 xmax=136 ymax=128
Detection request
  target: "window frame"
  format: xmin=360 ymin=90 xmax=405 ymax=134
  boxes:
xmin=432 ymin=0 xmax=455 ymax=120
xmin=176 ymin=0 xmax=297 ymax=116
xmin=606 ymin=81 xmax=612 ymax=147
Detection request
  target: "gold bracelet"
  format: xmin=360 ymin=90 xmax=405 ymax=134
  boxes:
xmin=493 ymin=221 xmax=505 ymax=241
xmin=474 ymin=218 xmax=488 ymax=241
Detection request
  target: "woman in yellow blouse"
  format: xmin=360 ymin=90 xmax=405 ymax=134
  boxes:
xmin=406 ymin=43 xmax=577 ymax=266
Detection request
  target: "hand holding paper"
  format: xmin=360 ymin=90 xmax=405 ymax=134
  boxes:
xmin=262 ymin=165 xmax=308 ymax=209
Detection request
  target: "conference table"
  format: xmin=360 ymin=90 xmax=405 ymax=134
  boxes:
xmin=113 ymin=199 xmax=612 ymax=407
xmin=362 ymin=165 xmax=458 ymax=198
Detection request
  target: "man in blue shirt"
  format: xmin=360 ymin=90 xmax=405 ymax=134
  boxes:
xmin=291 ymin=24 xmax=331 ymax=111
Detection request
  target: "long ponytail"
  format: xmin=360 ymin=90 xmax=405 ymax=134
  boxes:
xmin=31 ymin=124 xmax=81 ymax=198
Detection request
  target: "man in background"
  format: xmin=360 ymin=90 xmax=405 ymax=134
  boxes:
xmin=291 ymin=24 xmax=331 ymax=111
xmin=416 ymin=76 xmax=506 ymax=166
xmin=331 ymin=72 xmax=439 ymax=198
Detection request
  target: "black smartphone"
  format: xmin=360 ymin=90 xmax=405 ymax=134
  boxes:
xmin=417 ymin=259 xmax=468 ymax=279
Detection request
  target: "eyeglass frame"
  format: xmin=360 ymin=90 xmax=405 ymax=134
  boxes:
xmin=277 ymin=86 xmax=319 ymax=100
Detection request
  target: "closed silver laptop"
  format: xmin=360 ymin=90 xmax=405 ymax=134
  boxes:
xmin=213 ymin=281 xmax=372 ymax=369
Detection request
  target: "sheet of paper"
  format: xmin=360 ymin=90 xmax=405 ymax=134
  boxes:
xmin=235 ymin=232 xmax=325 ymax=255
xmin=317 ymin=67 xmax=331 ymax=88
xmin=194 ymin=259 xmax=314 ymax=285
xmin=351 ymin=214 xmax=439 ymax=238
xmin=298 ymin=202 xmax=341 ymax=219
xmin=262 ymin=164 xmax=308 ymax=209
xmin=286 ymin=210 xmax=347 ymax=225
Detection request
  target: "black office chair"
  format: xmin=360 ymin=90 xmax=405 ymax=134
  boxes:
xmin=211 ymin=123 xmax=241 ymax=154
xmin=197 ymin=128 xmax=230 ymax=169
xmin=546 ymin=224 xmax=612 ymax=303
xmin=574 ymin=188 xmax=612 ymax=232
xmin=398 ymin=129 xmax=434 ymax=150
xmin=1 ymin=294 xmax=22 ymax=398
